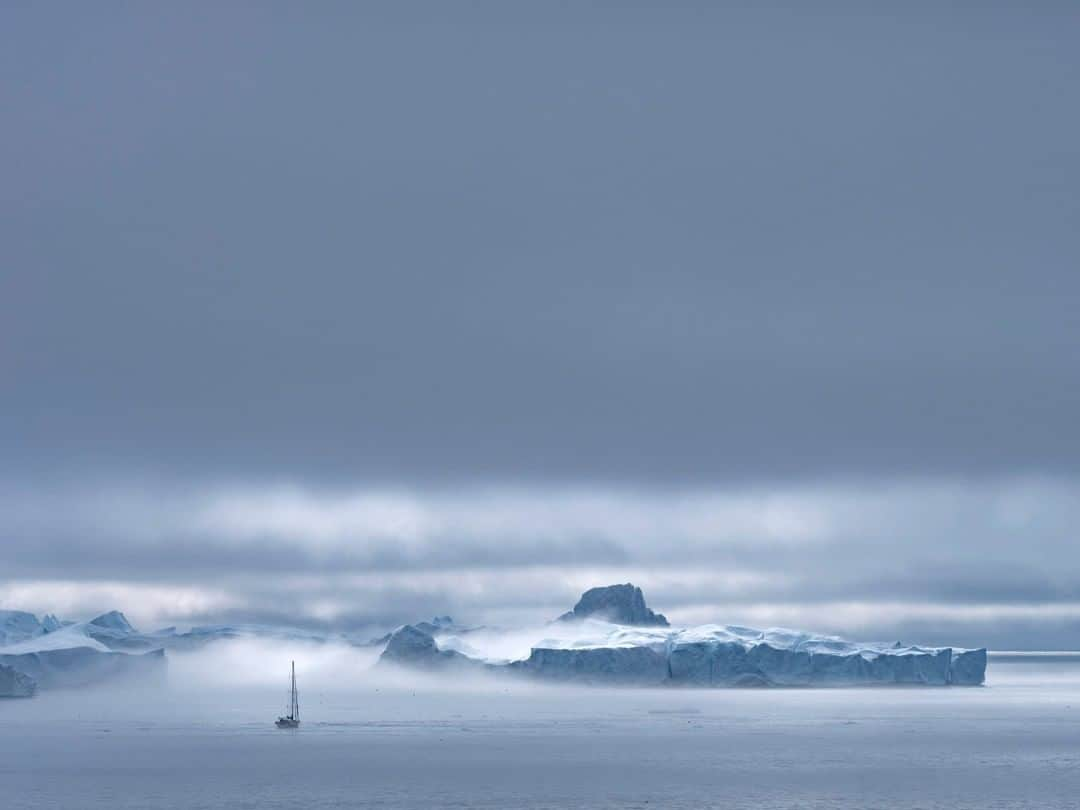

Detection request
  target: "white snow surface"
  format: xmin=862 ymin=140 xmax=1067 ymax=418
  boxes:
xmin=0 ymin=610 xmax=46 ymax=646
xmin=434 ymin=619 xmax=961 ymax=662
xmin=0 ymin=624 xmax=111 ymax=654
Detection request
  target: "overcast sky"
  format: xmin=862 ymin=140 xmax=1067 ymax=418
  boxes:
xmin=2 ymin=2 xmax=1078 ymax=648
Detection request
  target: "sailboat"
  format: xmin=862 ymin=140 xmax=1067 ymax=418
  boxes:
xmin=275 ymin=660 xmax=300 ymax=728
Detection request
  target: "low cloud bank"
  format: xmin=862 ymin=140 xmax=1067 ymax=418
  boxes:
xmin=1 ymin=476 xmax=1077 ymax=648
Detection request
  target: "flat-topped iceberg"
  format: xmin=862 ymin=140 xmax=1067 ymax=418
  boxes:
xmin=379 ymin=585 xmax=987 ymax=687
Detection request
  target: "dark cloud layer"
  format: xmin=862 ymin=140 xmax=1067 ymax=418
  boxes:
xmin=3 ymin=2 xmax=1078 ymax=483
xmin=1 ymin=5 xmax=1078 ymax=648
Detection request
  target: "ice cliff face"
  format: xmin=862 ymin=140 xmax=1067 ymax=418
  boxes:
xmin=513 ymin=645 xmax=670 ymax=685
xmin=662 ymin=626 xmax=985 ymax=686
xmin=379 ymin=585 xmax=987 ymax=687
xmin=0 ymin=663 xmax=37 ymax=698
xmin=558 ymin=584 xmax=669 ymax=626
xmin=507 ymin=621 xmax=986 ymax=687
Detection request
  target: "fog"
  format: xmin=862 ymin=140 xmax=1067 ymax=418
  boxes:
xmin=13 ymin=635 xmax=1080 ymax=728
xmin=9 ymin=640 xmax=1080 ymax=809
xmin=3 ymin=475 xmax=1080 ymax=650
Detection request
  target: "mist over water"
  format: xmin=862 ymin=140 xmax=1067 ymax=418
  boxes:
xmin=5 ymin=643 xmax=1080 ymax=809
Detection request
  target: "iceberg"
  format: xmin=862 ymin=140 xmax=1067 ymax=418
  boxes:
xmin=40 ymin=614 xmax=64 ymax=633
xmin=558 ymin=584 xmax=669 ymax=626
xmin=0 ymin=610 xmax=47 ymax=647
xmin=379 ymin=585 xmax=987 ymax=687
xmin=0 ymin=663 xmax=37 ymax=698
xmin=0 ymin=611 xmax=168 ymax=690
xmin=4 ymin=606 xmax=471 ymax=658
xmin=662 ymin=625 xmax=982 ymax=686
xmin=378 ymin=625 xmax=481 ymax=671
xmin=0 ymin=624 xmax=111 ymax=654
xmin=82 ymin=611 xmax=167 ymax=651
xmin=5 ymin=587 xmax=987 ymax=691
xmin=2 ymin=611 xmax=160 ymax=654
xmin=0 ymin=647 xmax=166 ymax=690
xmin=88 ymin=610 xmax=136 ymax=633
xmin=359 ymin=616 xmax=476 ymax=648
xmin=513 ymin=645 xmax=670 ymax=685
xmin=1 ymin=611 xmax=292 ymax=654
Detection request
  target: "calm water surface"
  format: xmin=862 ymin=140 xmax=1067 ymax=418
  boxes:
xmin=3 ymin=654 xmax=1080 ymax=809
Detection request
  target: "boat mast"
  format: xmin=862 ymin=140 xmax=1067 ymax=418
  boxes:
xmin=290 ymin=660 xmax=298 ymax=720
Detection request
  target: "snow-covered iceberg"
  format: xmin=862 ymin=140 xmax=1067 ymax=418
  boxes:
xmin=1 ymin=611 xmax=158 ymax=654
xmin=0 ymin=610 xmax=48 ymax=647
xmin=0 ymin=610 xmax=71 ymax=647
xmin=0 ymin=610 xmax=289 ymax=655
xmin=379 ymin=585 xmax=988 ymax=687
xmin=5 ymin=585 xmax=988 ymax=691
xmin=0 ymin=611 xmax=168 ymax=690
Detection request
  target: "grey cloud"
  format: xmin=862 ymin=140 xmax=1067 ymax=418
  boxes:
xmin=2 ymin=478 xmax=1078 ymax=647
xmin=2 ymin=2 xmax=1079 ymax=484
xmin=1 ymin=4 xmax=1078 ymax=650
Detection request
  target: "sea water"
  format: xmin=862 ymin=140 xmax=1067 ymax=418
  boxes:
xmin=3 ymin=653 xmax=1079 ymax=809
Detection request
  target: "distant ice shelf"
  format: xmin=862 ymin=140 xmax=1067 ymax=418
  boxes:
xmin=378 ymin=584 xmax=987 ymax=687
